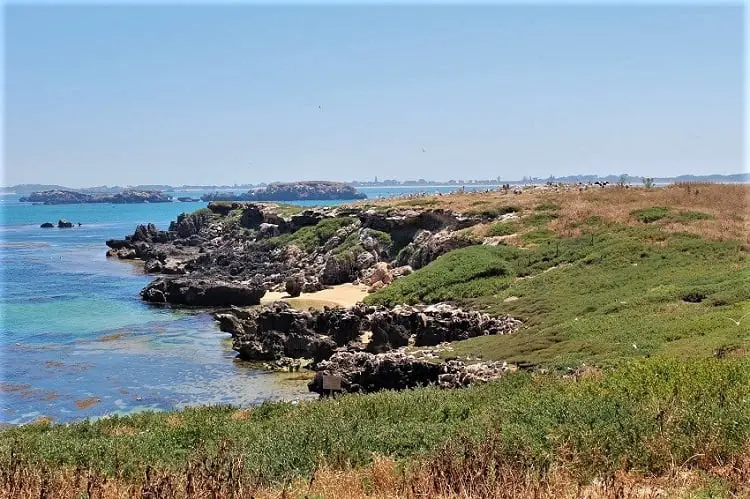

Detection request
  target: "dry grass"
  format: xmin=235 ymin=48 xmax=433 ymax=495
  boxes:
xmin=366 ymin=184 xmax=750 ymax=245
xmin=3 ymin=437 xmax=748 ymax=498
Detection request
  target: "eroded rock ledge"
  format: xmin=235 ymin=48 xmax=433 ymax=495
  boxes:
xmin=309 ymin=351 xmax=513 ymax=394
xmin=212 ymin=301 xmax=521 ymax=394
xmin=106 ymin=202 xmax=488 ymax=307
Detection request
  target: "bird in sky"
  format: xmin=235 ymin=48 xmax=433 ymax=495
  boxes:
xmin=421 ymin=148 xmax=426 ymax=153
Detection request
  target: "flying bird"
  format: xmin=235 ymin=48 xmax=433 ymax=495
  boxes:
xmin=421 ymin=148 xmax=426 ymax=153
xmin=723 ymin=312 xmax=750 ymax=326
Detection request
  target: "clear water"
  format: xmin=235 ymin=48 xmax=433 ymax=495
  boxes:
xmin=0 ymin=185 xmax=499 ymax=424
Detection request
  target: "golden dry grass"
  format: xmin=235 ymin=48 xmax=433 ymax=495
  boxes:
xmin=5 ymin=434 xmax=750 ymax=498
xmin=3 ymin=452 xmax=748 ymax=499
xmin=365 ymin=184 xmax=750 ymax=245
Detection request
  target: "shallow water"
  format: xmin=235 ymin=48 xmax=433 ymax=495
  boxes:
xmin=0 ymin=185 xmax=499 ymax=424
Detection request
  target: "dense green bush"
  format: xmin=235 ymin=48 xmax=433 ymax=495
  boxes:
xmin=3 ymin=358 xmax=748 ymax=484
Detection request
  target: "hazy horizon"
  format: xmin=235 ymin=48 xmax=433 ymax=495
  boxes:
xmin=4 ymin=4 xmax=745 ymax=187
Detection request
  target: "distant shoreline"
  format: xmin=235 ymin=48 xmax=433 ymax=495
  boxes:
xmin=2 ymin=176 xmax=749 ymax=196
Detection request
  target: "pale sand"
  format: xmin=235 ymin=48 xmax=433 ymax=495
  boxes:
xmin=261 ymin=283 xmax=369 ymax=309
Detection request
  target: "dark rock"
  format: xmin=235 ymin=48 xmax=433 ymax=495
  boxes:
xmin=57 ymin=219 xmax=74 ymax=228
xmin=309 ymin=351 xmax=511 ymax=395
xmin=40 ymin=222 xmax=54 ymax=228
xmin=144 ymin=259 xmax=164 ymax=273
xmin=308 ymin=351 xmax=442 ymax=394
xmin=396 ymin=230 xmax=476 ymax=269
xmin=169 ymin=212 xmax=213 ymax=238
xmin=239 ymin=204 xmax=263 ymax=227
xmin=285 ymin=276 xmax=303 ymax=297
xmin=320 ymin=253 xmax=358 ymax=285
xmin=367 ymin=309 xmax=413 ymax=353
xmin=141 ymin=277 xmax=266 ymax=307
xmin=258 ymin=223 xmax=280 ymax=239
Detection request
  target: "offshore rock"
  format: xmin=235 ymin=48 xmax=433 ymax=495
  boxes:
xmin=20 ymin=189 xmax=171 ymax=204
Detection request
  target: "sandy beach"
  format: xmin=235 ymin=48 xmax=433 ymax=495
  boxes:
xmin=261 ymin=283 xmax=369 ymax=309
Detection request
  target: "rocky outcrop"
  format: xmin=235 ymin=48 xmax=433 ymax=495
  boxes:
xmin=214 ymin=301 xmax=520 ymax=362
xmin=215 ymin=302 xmax=340 ymax=363
xmin=285 ymin=275 xmax=303 ymax=297
xmin=366 ymin=303 xmax=521 ymax=351
xmin=308 ymin=351 xmax=512 ymax=395
xmin=359 ymin=208 xmax=479 ymax=248
xmin=396 ymin=230 xmax=477 ymax=269
xmin=144 ymin=258 xmax=186 ymax=275
xmin=20 ymin=190 xmax=171 ymax=204
xmin=40 ymin=222 xmax=54 ymax=228
xmin=141 ymin=277 xmax=266 ymax=306
xmin=57 ymin=219 xmax=73 ymax=228
xmin=168 ymin=212 xmax=214 ymax=239
xmin=201 ymin=181 xmax=367 ymax=202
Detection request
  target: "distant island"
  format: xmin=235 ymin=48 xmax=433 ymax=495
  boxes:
xmin=18 ymin=190 xmax=172 ymax=205
xmin=200 ymin=181 xmax=367 ymax=202
xmin=3 ymin=173 xmax=747 ymax=195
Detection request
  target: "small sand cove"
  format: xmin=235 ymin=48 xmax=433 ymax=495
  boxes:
xmin=261 ymin=283 xmax=368 ymax=310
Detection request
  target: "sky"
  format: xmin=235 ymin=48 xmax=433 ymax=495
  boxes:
xmin=3 ymin=4 xmax=745 ymax=187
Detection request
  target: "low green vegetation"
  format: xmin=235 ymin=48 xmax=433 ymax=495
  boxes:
xmin=271 ymin=203 xmax=305 ymax=217
xmin=674 ymin=210 xmax=715 ymax=222
xmin=534 ymin=202 xmax=560 ymax=211
xmin=268 ymin=217 xmax=357 ymax=252
xmin=523 ymin=212 xmax=558 ymax=226
xmin=631 ymin=206 xmax=671 ymax=223
xmin=632 ymin=207 xmax=716 ymax=225
xmin=486 ymin=221 xmax=521 ymax=237
xmin=397 ymin=198 xmax=439 ymax=207
xmin=3 ymin=358 xmax=748 ymax=486
xmin=465 ymin=204 xmax=521 ymax=218
xmin=367 ymin=222 xmax=749 ymax=368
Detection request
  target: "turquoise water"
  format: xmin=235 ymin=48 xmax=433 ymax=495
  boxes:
xmin=0 ymin=185 xmax=498 ymax=424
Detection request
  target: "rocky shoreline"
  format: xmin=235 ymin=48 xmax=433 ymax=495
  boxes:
xmin=106 ymin=200 xmax=523 ymax=395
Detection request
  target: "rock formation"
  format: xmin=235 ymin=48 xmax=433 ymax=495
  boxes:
xmin=141 ymin=277 xmax=266 ymax=307
xmin=309 ymin=351 xmax=512 ymax=395
xmin=201 ymin=181 xmax=367 ymax=202
xmin=20 ymin=190 xmax=171 ymax=204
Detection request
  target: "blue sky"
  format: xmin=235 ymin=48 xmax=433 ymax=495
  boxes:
xmin=3 ymin=4 xmax=745 ymax=187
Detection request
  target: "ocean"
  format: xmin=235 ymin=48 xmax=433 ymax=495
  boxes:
xmin=0 ymin=185 xmax=499 ymax=425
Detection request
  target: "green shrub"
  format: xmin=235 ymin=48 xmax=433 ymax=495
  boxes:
xmin=2 ymin=359 xmax=749 ymax=484
xmin=523 ymin=213 xmax=558 ymax=226
xmin=365 ymin=245 xmax=516 ymax=306
xmin=398 ymin=198 xmax=438 ymax=207
xmin=674 ymin=210 xmax=714 ymax=223
xmin=534 ymin=203 xmax=560 ymax=212
xmin=631 ymin=206 xmax=670 ymax=223
xmin=269 ymin=217 xmax=357 ymax=252
xmin=465 ymin=205 xmax=521 ymax=218
xmin=487 ymin=221 xmax=520 ymax=237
